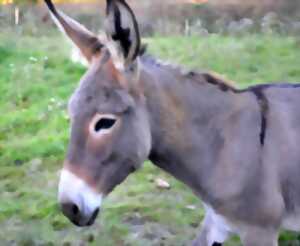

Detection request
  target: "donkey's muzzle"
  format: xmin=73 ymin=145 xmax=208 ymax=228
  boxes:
xmin=58 ymin=169 xmax=103 ymax=227
xmin=61 ymin=202 xmax=100 ymax=227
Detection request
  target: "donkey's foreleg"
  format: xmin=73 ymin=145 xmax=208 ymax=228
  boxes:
xmin=191 ymin=214 xmax=210 ymax=246
xmin=240 ymin=227 xmax=278 ymax=246
xmin=191 ymin=213 xmax=229 ymax=246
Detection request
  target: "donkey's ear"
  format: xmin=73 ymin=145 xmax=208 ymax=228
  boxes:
xmin=44 ymin=0 xmax=102 ymax=63
xmin=105 ymin=0 xmax=141 ymax=70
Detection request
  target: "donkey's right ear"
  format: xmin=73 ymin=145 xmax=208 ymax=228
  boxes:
xmin=104 ymin=0 xmax=141 ymax=70
xmin=44 ymin=0 xmax=103 ymax=63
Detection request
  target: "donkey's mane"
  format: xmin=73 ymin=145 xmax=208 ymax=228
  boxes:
xmin=140 ymin=54 xmax=237 ymax=92
xmin=98 ymin=37 xmax=236 ymax=93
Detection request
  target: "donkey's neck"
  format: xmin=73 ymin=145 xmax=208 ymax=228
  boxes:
xmin=140 ymin=56 xmax=252 ymax=201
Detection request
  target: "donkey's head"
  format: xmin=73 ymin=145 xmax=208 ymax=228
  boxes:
xmin=45 ymin=0 xmax=151 ymax=226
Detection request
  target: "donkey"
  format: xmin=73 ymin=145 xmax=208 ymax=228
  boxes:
xmin=45 ymin=0 xmax=300 ymax=245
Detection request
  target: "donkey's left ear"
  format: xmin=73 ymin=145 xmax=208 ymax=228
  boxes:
xmin=44 ymin=0 xmax=102 ymax=64
xmin=105 ymin=0 xmax=141 ymax=70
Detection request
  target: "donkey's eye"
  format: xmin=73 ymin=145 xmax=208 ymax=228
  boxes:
xmin=90 ymin=114 xmax=118 ymax=136
xmin=95 ymin=118 xmax=116 ymax=132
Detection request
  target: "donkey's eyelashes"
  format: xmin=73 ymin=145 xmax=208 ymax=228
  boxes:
xmin=95 ymin=118 xmax=116 ymax=132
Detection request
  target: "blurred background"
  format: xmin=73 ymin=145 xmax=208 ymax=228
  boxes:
xmin=1 ymin=0 xmax=300 ymax=36
xmin=0 ymin=0 xmax=300 ymax=245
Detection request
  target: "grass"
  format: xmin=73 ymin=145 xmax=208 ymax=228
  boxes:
xmin=1 ymin=30 xmax=300 ymax=245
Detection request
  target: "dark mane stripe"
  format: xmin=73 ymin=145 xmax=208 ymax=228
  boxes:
xmin=201 ymin=72 xmax=237 ymax=92
xmin=201 ymin=73 xmax=300 ymax=94
xmin=141 ymin=53 xmax=300 ymax=96
xmin=201 ymin=73 xmax=300 ymax=95
xmin=251 ymin=88 xmax=269 ymax=146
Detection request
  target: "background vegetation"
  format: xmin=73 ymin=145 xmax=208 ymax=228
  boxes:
xmin=1 ymin=1 xmax=300 ymax=245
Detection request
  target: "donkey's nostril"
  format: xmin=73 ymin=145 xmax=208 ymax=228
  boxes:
xmin=61 ymin=202 xmax=81 ymax=221
xmin=72 ymin=204 xmax=79 ymax=215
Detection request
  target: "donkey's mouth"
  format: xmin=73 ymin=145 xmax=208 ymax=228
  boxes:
xmin=86 ymin=208 xmax=100 ymax=226
xmin=61 ymin=201 xmax=100 ymax=227
xmin=68 ymin=207 xmax=100 ymax=227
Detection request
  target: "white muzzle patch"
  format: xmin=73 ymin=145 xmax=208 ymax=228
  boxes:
xmin=58 ymin=169 xmax=103 ymax=215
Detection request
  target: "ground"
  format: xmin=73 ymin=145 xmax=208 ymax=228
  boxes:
xmin=1 ymin=31 xmax=300 ymax=245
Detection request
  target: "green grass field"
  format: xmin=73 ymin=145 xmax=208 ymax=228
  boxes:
xmin=1 ymin=31 xmax=300 ymax=245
